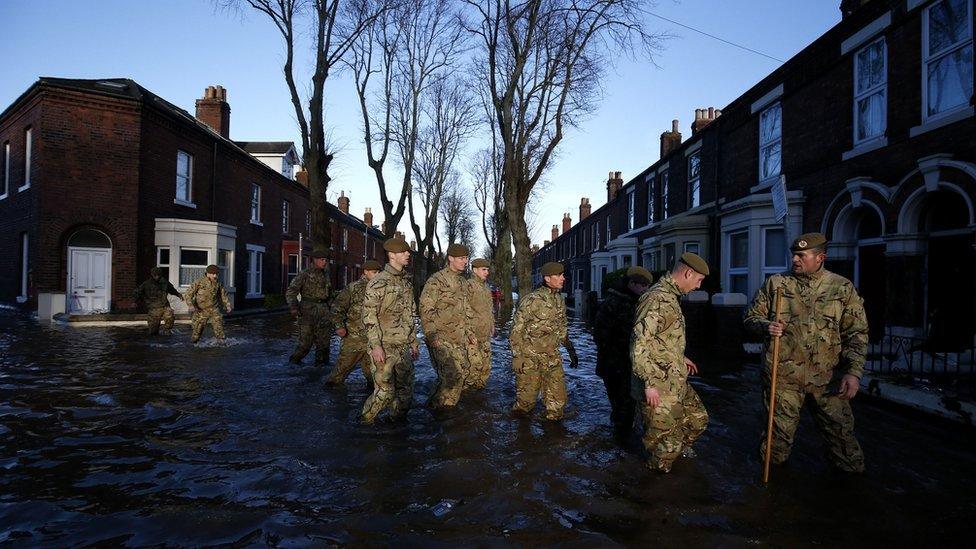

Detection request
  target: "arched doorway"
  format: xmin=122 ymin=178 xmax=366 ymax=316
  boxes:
xmin=833 ymin=203 xmax=886 ymax=341
xmin=67 ymin=228 xmax=113 ymax=313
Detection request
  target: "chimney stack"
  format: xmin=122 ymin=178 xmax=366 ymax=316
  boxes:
xmin=364 ymin=207 xmax=373 ymax=227
xmin=562 ymin=212 xmax=572 ymax=234
xmin=579 ymin=197 xmax=591 ymax=221
xmin=395 ymin=230 xmax=405 ymax=241
xmin=840 ymin=0 xmax=871 ymax=18
xmin=660 ymin=119 xmax=682 ymax=159
xmin=532 ymin=244 xmax=540 ymax=254
xmin=410 ymin=240 xmax=416 ymax=251
xmin=692 ymin=107 xmax=722 ymax=135
xmin=338 ymin=191 xmax=350 ymax=214
xmin=607 ymin=171 xmax=624 ymax=201
xmin=195 ymin=85 xmax=231 ymax=138
xmin=295 ymin=168 xmax=308 ymax=187
xmin=551 ymin=224 xmax=559 ymax=241
xmin=544 ymin=240 xmax=551 ymax=247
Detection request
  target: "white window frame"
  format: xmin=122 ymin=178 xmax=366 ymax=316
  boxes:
xmin=218 ymin=249 xmax=234 ymax=288
xmin=19 ymin=127 xmax=31 ymax=191
xmin=342 ymin=228 xmax=349 ymax=251
xmin=156 ymin=246 xmax=171 ymax=281
xmin=576 ymin=268 xmax=584 ymax=290
xmin=853 ymin=37 xmax=888 ymax=145
xmin=688 ymin=152 xmax=701 ymax=209
xmin=759 ymin=103 xmax=782 ymax=184
xmin=646 ymin=174 xmax=655 ymax=225
xmin=683 ymin=241 xmax=700 ymax=255
xmin=18 ymin=232 xmax=29 ymax=300
xmin=281 ymin=199 xmax=291 ymax=234
xmin=246 ymin=244 xmax=266 ymax=298
xmin=728 ymin=230 xmax=750 ymax=295
xmin=1 ymin=141 xmax=9 ymax=200
xmin=605 ymin=216 xmax=611 ymax=246
xmin=761 ymin=227 xmax=788 ymax=281
xmin=660 ymin=170 xmax=670 ymax=219
xmin=921 ymin=0 xmax=974 ymax=122
xmin=174 ymin=150 xmax=195 ymax=207
xmin=627 ymin=190 xmax=635 ymax=230
xmin=250 ymin=184 xmax=263 ymax=225
xmin=305 ymin=211 xmax=311 ymax=236
xmin=287 ymin=253 xmax=300 ymax=287
xmin=178 ymin=247 xmax=210 ymax=287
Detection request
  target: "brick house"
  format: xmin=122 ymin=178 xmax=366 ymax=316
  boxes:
xmin=0 ymin=77 xmax=385 ymax=316
xmin=535 ymin=0 xmax=975 ymax=346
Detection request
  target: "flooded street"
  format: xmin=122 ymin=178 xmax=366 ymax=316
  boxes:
xmin=1 ymin=310 xmax=974 ymax=546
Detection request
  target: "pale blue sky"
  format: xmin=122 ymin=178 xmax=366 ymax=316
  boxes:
xmin=0 ymin=0 xmax=841 ymax=247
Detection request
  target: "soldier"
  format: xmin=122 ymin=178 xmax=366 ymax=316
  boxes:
xmin=464 ymin=258 xmax=495 ymax=390
xmin=631 ymin=253 xmax=709 ymax=473
xmin=133 ymin=267 xmax=183 ymax=335
xmin=185 ymin=264 xmax=232 ymax=344
xmin=326 ymin=259 xmax=382 ymax=387
xmin=509 ymin=261 xmax=579 ymax=420
xmin=420 ymin=243 xmax=471 ymax=408
xmin=286 ymin=247 xmax=333 ymax=370
xmin=361 ymin=238 xmax=420 ymax=424
xmin=744 ymin=232 xmax=869 ymax=473
xmin=593 ymin=266 xmax=653 ymax=438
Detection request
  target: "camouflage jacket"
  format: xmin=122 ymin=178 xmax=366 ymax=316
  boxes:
xmin=510 ymin=286 xmax=566 ymax=356
xmin=185 ymin=277 xmax=231 ymax=311
xmin=744 ymin=268 xmax=869 ymax=384
xmin=419 ymin=267 xmax=469 ymax=345
xmin=465 ymin=278 xmax=495 ymax=341
xmin=363 ymin=264 xmax=418 ymax=350
xmin=286 ymin=266 xmax=332 ymax=308
xmin=593 ymin=285 xmax=640 ymax=374
xmin=331 ymin=276 xmax=368 ymax=343
xmin=134 ymin=277 xmax=181 ymax=309
xmin=630 ymin=273 xmax=687 ymax=393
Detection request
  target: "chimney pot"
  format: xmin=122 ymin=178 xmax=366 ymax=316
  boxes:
xmin=672 ymin=119 xmax=679 ymax=132
xmin=708 ymin=107 xmax=715 ymax=118
xmin=338 ymin=191 xmax=350 ymax=214
xmin=195 ymin=85 xmax=231 ymax=138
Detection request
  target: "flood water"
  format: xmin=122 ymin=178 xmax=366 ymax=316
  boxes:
xmin=1 ymin=310 xmax=974 ymax=546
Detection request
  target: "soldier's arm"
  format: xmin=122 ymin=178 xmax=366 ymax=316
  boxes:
xmin=285 ymin=272 xmax=303 ymax=309
xmin=418 ymin=278 xmax=440 ymax=343
xmin=743 ymin=277 xmax=774 ymax=336
xmin=166 ymin=282 xmax=182 ymax=298
xmin=330 ymin=286 xmax=352 ymax=328
xmin=630 ymin=294 xmax=675 ymax=391
xmin=509 ymin=296 xmax=532 ymax=351
xmin=839 ymin=285 xmax=870 ymax=378
xmin=409 ymin=289 xmax=420 ymax=349
xmin=219 ymin=284 xmax=232 ymax=311
xmin=133 ymin=281 xmax=145 ymax=302
xmin=362 ymin=280 xmax=384 ymax=350
xmin=184 ymin=281 xmax=198 ymax=307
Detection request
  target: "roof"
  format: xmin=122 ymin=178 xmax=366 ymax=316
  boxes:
xmin=235 ymin=141 xmax=296 ymax=155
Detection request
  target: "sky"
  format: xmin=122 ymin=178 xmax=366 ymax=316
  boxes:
xmin=0 ymin=0 xmax=841 ymax=250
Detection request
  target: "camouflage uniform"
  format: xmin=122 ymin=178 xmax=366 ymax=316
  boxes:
xmin=510 ymin=286 xmax=568 ymax=420
xmin=361 ymin=264 xmax=419 ymax=423
xmin=286 ymin=265 xmax=333 ymax=367
xmin=133 ymin=269 xmax=182 ymax=335
xmin=593 ymin=283 xmax=639 ymax=435
xmin=327 ymin=276 xmax=372 ymax=385
xmin=184 ymin=276 xmax=231 ymax=342
xmin=464 ymin=277 xmax=495 ymax=390
xmin=631 ymin=273 xmax=708 ymax=473
xmin=420 ymin=267 xmax=470 ymax=407
xmin=744 ymin=268 xmax=869 ymax=472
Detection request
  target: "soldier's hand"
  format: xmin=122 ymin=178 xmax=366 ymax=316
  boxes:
xmin=226 ymin=307 xmax=232 ymax=314
xmin=410 ymin=345 xmax=420 ymax=360
xmin=645 ymin=386 xmax=661 ymax=408
xmin=336 ymin=327 xmax=348 ymax=337
xmin=685 ymin=356 xmax=699 ymax=375
xmin=838 ymin=374 xmax=860 ymax=400
xmin=188 ymin=306 xmax=197 ymax=314
xmin=371 ymin=346 xmax=386 ymax=365
xmin=768 ymin=320 xmax=785 ymax=337
xmin=429 ymin=337 xmax=440 ymax=349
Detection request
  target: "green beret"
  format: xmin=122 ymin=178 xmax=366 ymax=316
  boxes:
xmin=447 ymin=243 xmax=470 ymax=257
xmin=383 ymin=237 xmax=410 ymax=253
xmin=791 ymin=232 xmax=828 ymax=252
xmin=471 ymin=258 xmax=490 ymax=268
xmin=541 ymin=262 xmax=564 ymax=276
xmin=206 ymin=264 xmax=219 ymax=274
xmin=151 ymin=267 xmax=165 ymax=278
xmin=310 ymin=247 xmax=330 ymax=259
xmin=626 ymin=266 xmax=653 ymax=285
xmin=679 ymin=252 xmax=709 ymax=276
xmin=363 ymin=259 xmax=382 ymax=271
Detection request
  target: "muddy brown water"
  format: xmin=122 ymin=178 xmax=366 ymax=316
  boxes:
xmin=1 ymin=311 xmax=973 ymax=546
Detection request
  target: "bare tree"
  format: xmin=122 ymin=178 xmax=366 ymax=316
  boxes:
xmin=469 ymin=147 xmax=502 ymax=256
xmin=240 ymin=0 xmax=390 ymax=249
xmin=440 ymin=176 xmax=477 ymax=253
xmin=463 ymin=0 xmax=662 ymax=297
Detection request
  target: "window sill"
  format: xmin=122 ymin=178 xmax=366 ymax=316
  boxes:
xmin=174 ymin=198 xmax=197 ymax=208
xmin=749 ymin=177 xmax=779 ymax=194
xmin=250 ymin=220 xmax=264 ymax=227
xmin=245 ymin=293 xmax=264 ymax=299
xmin=17 ymin=183 xmax=30 ymax=192
xmin=910 ymin=107 xmax=974 ymax=138
xmin=0 ymin=193 xmax=7 ymax=201
xmin=842 ymin=137 xmax=888 ymax=161
xmin=16 ymin=296 xmax=28 ymax=303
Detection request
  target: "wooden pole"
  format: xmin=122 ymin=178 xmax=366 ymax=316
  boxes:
xmin=763 ymin=286 xmax=783 ymax=485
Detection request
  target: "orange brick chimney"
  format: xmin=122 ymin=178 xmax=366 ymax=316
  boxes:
xmin=691 ymin=107 xmax=721 ymax=135
xmin=607 ymin=171 xmax=624 ymax=201
xmin=551 ymin=224 xmax=559 ymax=241
xmin=195 ymin=85 xmax=230 ymax=138
xmin=338 ymin=191 xmax=350 ymax=214
xmin=579 ymin=197 xmax=591 ymax=221
xmin=660 ymin=119 xmax=681 ymax=158
xmin=562 ymin=213 xmax=572 ymax=234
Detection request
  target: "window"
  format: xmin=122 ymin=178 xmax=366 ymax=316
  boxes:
xmin=1 ymin=141 xmax=9 ymax=199
xmin=576 ymin=268 xmax=584 ymax=290
xmin=19 ymin=232 xmax=29 ymax=300
xmin=20 ymin=127 xmax=32 ymax=191
xmin=688 ymin=152 xmax=701 ymax=208
xmin=179 ymin=249 xmax=209 ymax=286
xmin=282 ymin=200 xmax=291 ymax=234
xmin=728 ymin=231 xmax=750 ymax=295
xmin=605 ymin=216 xmax=611 ymax=246
xmin=175 ymin=150 xmax=193 ymax=204
xmin=305 ymin=211 xmax=311 ymax=236
xmin=854 ymin=37 xmax=887 ymax=143
xmin=684 ymin=241 xmax=700 ymax=255
xmin=287 ymin=253 xmax=300 ymax=287
xmin=246 ymin=245 xmax=265 ymax=297
xmin=664 ymin=243 xmax=676 ymax=271
xmin=157 ymin=247 xmax=171 ymax=280
xmin=595 ymin=223 xmax=601 ymax=249
xmin=759 ymin=103 xmax=782 ymax=182
xmin=627 ymin=191 xmax=635 ymax=230
xmin=342 ymin=228 xmax=349 ymax=251
xmin=218 ymin=249 xmax=233 ymax=287
xmin=762 ymin=228 xmax=787 ymax=281
xmin=660 ymin=171 xmax=670 ymax=219
xmin=923 ymin=0 xmax=973 ymax=119
xmin=623 ymin=255 xmax=632 ymax=267
xmin=646 ymin=175 xmax=655 ymax=224
xmin=250 ymin=184 xmax=262 ymax=224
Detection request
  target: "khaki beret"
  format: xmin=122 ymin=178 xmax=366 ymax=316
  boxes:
xmin=791 ymin=232 xmax=828 ymax=252
xmin=383 ymin=238 xmax=410 ymax=253
xmin=471 ymin=258 xmax=490 ymax=268
xmin=447 ymin=243 xmax=470 ymax=257
xmin=541 ymin=262 xmax=564 ymax=276
xmin=679 ymin=252 xmax=709 ymax=276
xmin=626 ymin=266 xmax=653 ymax=285
xmin=363 ymin=259 xmax=382 ymax=271
xmin=206 ymin=264 xmax=219 ymax=274
xmin=310 ymin=247 xmax=330 ymax=259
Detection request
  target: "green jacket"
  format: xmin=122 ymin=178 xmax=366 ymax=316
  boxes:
xmin=510 ymin=286 xmax=567 ymax=356
xmin=286 ymin=266 xmax=332 ymax=307
xmin=419 ymin=267 xmax=469 ymax=345
xmin=184 ymin=276 xmax=231 ymax=311
xmin=134 ymin=276 xmax=181 ymax=309
xmin=593 ymin=284 xmax=640 ymax=376
xmin=465 ymin=278 xmax=495 ymax=341
xmin=630 ymin=273 xmax=686 ymax=393
xmin=331 ymin=276 xmax=368 ymax=345
xmin=362 ymin=264 xmax=418 ymax=350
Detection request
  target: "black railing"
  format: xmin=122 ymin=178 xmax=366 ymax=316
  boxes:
xmin=865 ymin=330 xmax=976 ymax=395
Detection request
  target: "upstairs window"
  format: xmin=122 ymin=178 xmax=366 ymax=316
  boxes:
xmin=688 ymin=152 xmax=701 ymax=209
xmin=1 ymin=141 xmax=9 ymax=198
xmin=250 ymin=184 xmax=262 ymax=224
xmin=281 ymin=200 xmax=291 ymax=234
xmin=646 ymin=174 xmax=655 ymax=224
xmin=305 ymin=211 xmax=311 ymax=236
xmin=627 ymin=191 xmax=635 ymax=230
xmin=759 ymin=103 xmax=782 ymax=182
xmin=923 ymin=0 xmax=973 ymax=119
xmin=20 ymin=127 xmax=32 ymax=191
xmin=660 ymin=170 xmax=670 ymax=219
xmin=175 ymin=150 xmax=193 ymax=204
xmin=854 ymin=37 xmax=887 ymax=143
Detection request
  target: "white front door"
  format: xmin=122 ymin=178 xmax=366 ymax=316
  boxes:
xmin=68 ymin=247 xmax=112 ymax=313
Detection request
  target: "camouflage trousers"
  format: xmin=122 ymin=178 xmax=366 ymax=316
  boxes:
xmin=191 ymin=308 xmax=225 ymax=342
xmin=760 ymin=380 xmax=865 ymax=473
xmin=325 ymin=338 xmax=373 ymax=386
xmin=429 ymin=340 xmax=469 ymax=407
xmin=640 ymin=383 xmax=708 ymax=473
xmin=290 ymin=303 xmax=332 ymax=367
xmin=147 ymin=306 xmax=175 ymax=335
xmin=464 ymin=339 xmax=491 ymax=390
xmin=512 ymin=350 xmax=566 ymax=420
xmin=361 ymin=344 xmax=414 ymax=424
